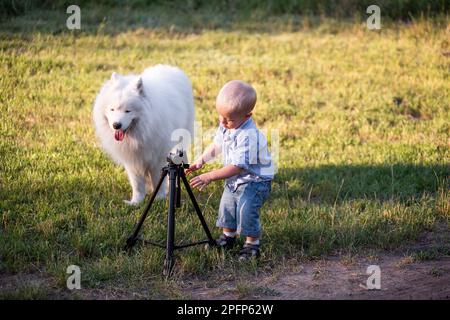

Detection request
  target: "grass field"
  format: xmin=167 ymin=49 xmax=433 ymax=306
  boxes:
xmin=0 ymin=5 xmax=449 ymax=299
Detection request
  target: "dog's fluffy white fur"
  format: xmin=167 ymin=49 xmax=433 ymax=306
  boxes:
xmin=93 ymin=65 xmax=194 ymax=205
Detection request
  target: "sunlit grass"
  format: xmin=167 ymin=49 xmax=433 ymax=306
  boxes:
xmin=0 ymin=7 xmax=448 ymax=298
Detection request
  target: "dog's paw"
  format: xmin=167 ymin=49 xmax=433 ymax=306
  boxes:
xmin=152 ymin=187 xmax=167 ymax=200
xmin=155 ymin=192 xmax=167 ymax=200
xmin=124 ymin=199 xmax=140 ymax=206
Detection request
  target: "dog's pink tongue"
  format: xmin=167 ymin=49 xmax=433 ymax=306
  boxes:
xmin=115 ymin=130 xmax=124 ymax=141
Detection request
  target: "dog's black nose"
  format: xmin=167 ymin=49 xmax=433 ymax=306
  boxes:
xmin=113 ymin=122 xmax=122 ymax=130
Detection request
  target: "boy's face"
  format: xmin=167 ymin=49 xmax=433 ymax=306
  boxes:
xmin=216 ymin=104 xmax=251 ymax=129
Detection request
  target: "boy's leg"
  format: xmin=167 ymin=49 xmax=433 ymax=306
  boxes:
xmin=216 ymin=185 xmax=238 ymax=249
xmin=245 ymin=236 xmax=259 ymax=244
xmin=236 ymin=181 xmax=271 ymax=259
xmin=223 ymin=228 xmax=237 ymax=237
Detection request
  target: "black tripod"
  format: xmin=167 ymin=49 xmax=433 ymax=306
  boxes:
xmin=124 ymin=151 xmax=216 ymax=276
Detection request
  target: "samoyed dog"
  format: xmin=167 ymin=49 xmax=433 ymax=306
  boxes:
xmin=93 ymin=65 xmax=194 ymax=205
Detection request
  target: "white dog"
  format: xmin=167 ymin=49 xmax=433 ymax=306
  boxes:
xmin=93 ymin=65 xmax=195 ymax=205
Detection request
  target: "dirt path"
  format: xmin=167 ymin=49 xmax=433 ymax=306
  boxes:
xmin=185 ymin=254 xmax=450 ymax=300
xmin=1 ymin=227 xmax=449 ymax=300
xmin=1 ymin=254 xmax=449 ymax=300
xmin=184 ymin=225 xmax=450 ymax=300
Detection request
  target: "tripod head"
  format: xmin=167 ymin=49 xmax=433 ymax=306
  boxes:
xmin=166 ymin=149 xmax=189 ymax=168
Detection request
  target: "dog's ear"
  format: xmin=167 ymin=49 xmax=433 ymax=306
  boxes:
xmin=110 ymin=72 xmax=120 ymax=82
xmin=135 ymin=77 xmax=144 ymax=96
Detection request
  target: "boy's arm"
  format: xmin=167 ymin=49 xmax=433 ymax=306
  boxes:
xmin=206 ymin=164 xmax=242 ymax=181
xmin=185 ymin=143 xmax=221 ymax=175
xmin=201 ymin=142 xmax=222 ymax=164
xmin=189 ymin=164 xmax=243 ymax=190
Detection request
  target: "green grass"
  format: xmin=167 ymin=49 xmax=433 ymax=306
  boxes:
xmin=0 ymin=6 xmax=449 ymax=298
xmin=0 ymin=283 xmax=51 ymax=300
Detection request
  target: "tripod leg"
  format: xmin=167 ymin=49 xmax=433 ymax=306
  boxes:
xmin=125 ymin=169 xmax=168 ymax=251
xmin=176 ymin=166 xmax=181 ymax=208
xmin=163 ymin=166 xmax=177 ymax=276
xmin=180 ymin=172 xmax=216 ymax=246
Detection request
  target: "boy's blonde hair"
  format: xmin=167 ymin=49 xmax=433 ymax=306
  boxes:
xmin=216 ymin=80 xmax=257 ymax=115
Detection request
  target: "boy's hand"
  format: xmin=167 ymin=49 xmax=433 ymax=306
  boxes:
xmin=189 ymin=172 xmax=213 ymax=191
xmin=185 ymin=160 xmax=203 ymax=176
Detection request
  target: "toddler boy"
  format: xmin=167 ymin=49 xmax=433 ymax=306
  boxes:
xmin=186 ymin=80 xmax=274 ymax=260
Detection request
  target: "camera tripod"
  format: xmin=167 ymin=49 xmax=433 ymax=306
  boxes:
xmin=124 ymin=152 xmax=216 ymax=277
